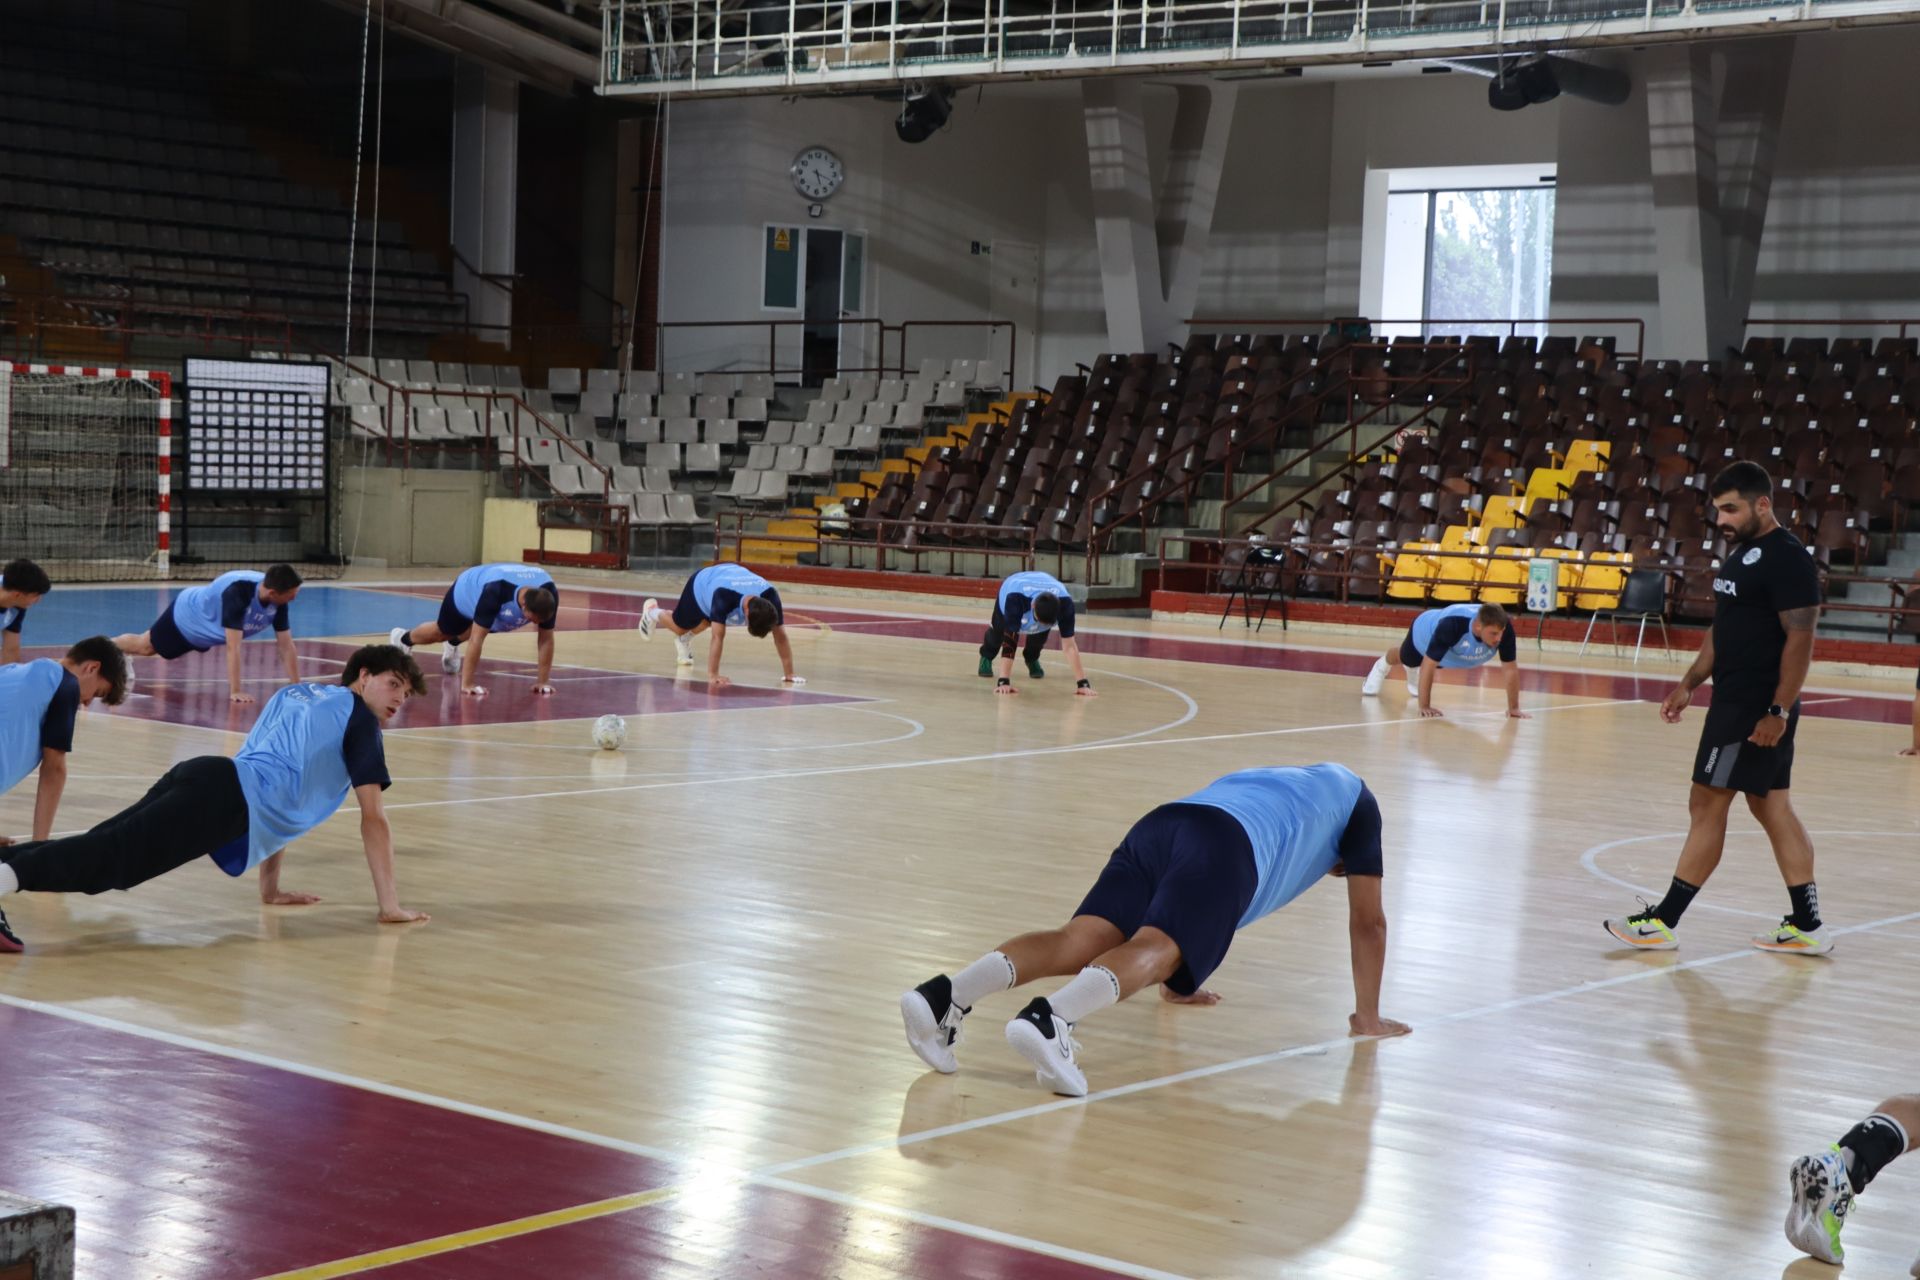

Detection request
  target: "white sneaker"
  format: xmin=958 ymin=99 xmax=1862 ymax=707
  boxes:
xmin=1785 ymin=1148 xmax=1853 ymax=1264
xmin=637 ymin=598 xmax=659 ymax=640
xmin=673 ymin=633 xmax=695 ymax=667
xmin=441 ymin=641 xmax=462 ymax=674
xmin=1361 ymin=657 xmax=1388 ymax=697
xmin=1753 ymin=919 xmax=1835 ymax=955
xmin=1406 ymin=672 xmax=1421 ymax=698
xmin=900 ymin=975 xmax=968 ymax=1074
xmin=387 ymin=626 xmax=413 ymax=650
xmin=1005 ymin=997 xmax=1087 ymax=1097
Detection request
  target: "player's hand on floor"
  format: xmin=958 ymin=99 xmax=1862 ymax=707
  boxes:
xmin=1074 ymin=683 xmax=1098 ymax=698
xmin=379 ymin=907 xmax=431 ymax=924
xmin=462 ymin=685 xmax=488 ymax=697
xmin=1160 ymin=984 xmax=1221 ymax=1006
xmin=994 ymin=683 xmax=1018 ymax=696
xmin=230 ymin=691 xmax=256 ymax=704
xmin=1349 ymin=1013 xmax=1412 ymax=1038
xmin=1507 ymin=708 xmax=1532 ymax=720
xmin=1900 ymin=745 xmax=1920 ymax=757
xmin=261 ymin=890 xmax=322 ymax=906
xmin=532 ymin=684 xmax=556 ymax=696
xmin=708 ymin=675 xmax=732 ymax=690
xmin=1418 ymin=705 xmax=1443 ymax=718
xmin=782 ymin=674 xmax=806 ymax=686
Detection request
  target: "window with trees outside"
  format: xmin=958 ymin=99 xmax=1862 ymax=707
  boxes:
xmin=1380 ymin=179 xmax=1556 ymax=340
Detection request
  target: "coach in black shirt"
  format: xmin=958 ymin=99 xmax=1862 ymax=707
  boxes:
xmin=1605 ymin=462 xmax=1830 ymax=955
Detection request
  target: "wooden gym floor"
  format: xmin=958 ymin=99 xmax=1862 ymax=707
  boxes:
xmin=3 ymin=573 xmax=1918 ymax=1279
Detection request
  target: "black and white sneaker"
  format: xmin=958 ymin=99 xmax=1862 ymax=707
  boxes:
xmin=1005 ymin=996 xmax=1087 ymax=1096
xmin=0 ymin=904 xmax=23 ymax=954
xmin=387 ymin=626 xmax=413 ymax=651
xmin=900 ymin=974 xmax=969 ymax=1074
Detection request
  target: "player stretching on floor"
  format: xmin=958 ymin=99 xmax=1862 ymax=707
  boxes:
xmin=1360 ymin=601 xmax=1526 ymax=719
xmin=637 ymin=564 xmax=802 ymax=689
xmin=979 ymin=569 xmax=1094 ymax=697
xmin=0 ymin=638 xmax=130 ymax=843
xmin=0 ymin=558 xmax=52 ymax=666
xmin=899 ymin=763 xmax=1405 ymax=1096
xmin=390 ymin=562 xmax=557 ymax=698
xmin=114 ymin=565 xmax=303 ymax=704
xmin=0 ymin=644 xmax=430 ymax=952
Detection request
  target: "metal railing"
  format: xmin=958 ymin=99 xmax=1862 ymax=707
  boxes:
xmin=655 ymin=316 xmax=1015 ymax=385
xmin=713 ymin=506 xmax=1073 ymax=577
xmin=600 ymin=0 xmax=1909 ymax=95
xmin=1155 ymin=534 xmax=1920 ymax=641
xmin=1742 ymin=317 xmax=1920 ymax=344
xmin=1187 ymin=315 xmax=1646 ymax=364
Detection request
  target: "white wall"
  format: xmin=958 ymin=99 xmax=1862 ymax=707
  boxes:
xmin=657 ymin=26 xmax=1920 ymax=384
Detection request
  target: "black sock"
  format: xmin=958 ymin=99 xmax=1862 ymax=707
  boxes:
xmin=1649 ymin=876 xmax=1701 ymax=928
xmin=1788 ymin=882 xmax=1822 ymax=932
xmin=1838 ymin=1113 xmax=1910 ymax=1192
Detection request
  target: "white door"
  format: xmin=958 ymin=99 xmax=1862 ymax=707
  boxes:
xmin=988 ymin=239 xmax=1040 ymax=392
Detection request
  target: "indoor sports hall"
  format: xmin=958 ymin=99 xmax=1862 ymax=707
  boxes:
xmin=8 ymin=0 xmax=1920 ymax=1275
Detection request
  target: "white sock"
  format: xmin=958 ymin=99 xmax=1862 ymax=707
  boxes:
xmin=0 ymin=864 xmax=18 ymax=896
xmin=950 ymin=951 xmax=1016 ymax=1008
xmin=1047 ymin=965 xmax=1121 ymax=1024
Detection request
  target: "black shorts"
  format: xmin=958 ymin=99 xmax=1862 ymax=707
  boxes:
xmin=148 ymin=600 xmax=207 ymax=660
xmin=671 ymin=578 xmax=781 ymax=631
xmin=1398 ymin=633 xmax=1426 ymax=667
xmin=436 ymin=586 xmax=474 ymax=643
xmin=1073 ymin=803 xmax=1258 ymax=996
xmin=1694 ymin=697 xmax=1799 ymax=796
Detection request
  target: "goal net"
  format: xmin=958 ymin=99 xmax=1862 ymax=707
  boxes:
xmin=0 ymin=361 xmax=169 ymax=580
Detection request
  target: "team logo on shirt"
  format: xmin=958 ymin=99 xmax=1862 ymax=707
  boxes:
xmin=1743 ymin=547 xmax=1763 ymax=565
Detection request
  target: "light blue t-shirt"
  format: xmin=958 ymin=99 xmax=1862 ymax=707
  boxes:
xmin=1177 ymin=764 xmax=1367 ymax=928
xmin=226 ymin=684 xmax=377 ymax=874
xmin=1410 ymin=603 xmax=1500 ymax=670
xmin=692 ymin=564 xmax=771 ymax=625
xmin=451 ymin=564 xmax=554 ymax=634
xmin=0 ymin=659 xmax=67 ymax=793
xmin=173 ymin=571 xmax=282 ymax=649
xmin=997 ymin=570 xmax=1070 ymax=635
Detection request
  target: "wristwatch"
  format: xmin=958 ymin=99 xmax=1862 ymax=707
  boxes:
xmin=1767 ymin=703 xmax=1786 ymax=719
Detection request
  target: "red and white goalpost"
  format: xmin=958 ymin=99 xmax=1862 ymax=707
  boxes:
xmin=0 ymin=361 xmax=171 ymax=579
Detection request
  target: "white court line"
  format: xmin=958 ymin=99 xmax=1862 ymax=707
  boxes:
xmin=8 ymin=903 xmax=1917 ymax=1280
xmin=379 ymin=695 xmax=1641 ymax=814
xmin=1579 ymin=829 xmax=1920 ymax=920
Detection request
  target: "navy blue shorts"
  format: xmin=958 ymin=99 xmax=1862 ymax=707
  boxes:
xmin=1074 ymin=803 xmax=1258 ymax=996
xmin=148 ymin=600 xmax=206 ymax=660
xmin=436 ymin=586 xmax=474 ymax=642
xmin=1398 ymin=632 xmax=1427 ymax=668
xmin=671 ymin=579 xmax=782 ymax=631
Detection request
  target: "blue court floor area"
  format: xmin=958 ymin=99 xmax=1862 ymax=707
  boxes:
xmin=17 ymin=584 xmax=439 ymax=645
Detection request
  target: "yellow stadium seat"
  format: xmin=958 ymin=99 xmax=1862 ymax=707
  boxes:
xmin=1480 ymin=494 xmax=1529 ymax=530
xmin=1575 ymin=550 xmax=1632 ymax=611
xmin=1430 ymin=526 xmax=1487 ymax=602
xmin=1564 ymin=440 xmax=1611 ymax=475
xmin=1520 ymin=469 xmax=1573 ymax=511
xmin=1386 ymin=540 xmax=1441 ymax=600
xmin=1478 ymin=546 xmax=1532 ymax=607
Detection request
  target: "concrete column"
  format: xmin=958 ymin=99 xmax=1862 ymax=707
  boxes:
xmin=1082 ymin=78 xmax=1164 ymax=352
xmin=1645 ymin=44 xmax=1730 ymax=360
xmin=1156 ymin=83 xmax=1237 ymax=350
xmin=451 ymin=62 xmax=519 ymax=344
xmin=1716 ymin=37 xmax=1795 ymax=324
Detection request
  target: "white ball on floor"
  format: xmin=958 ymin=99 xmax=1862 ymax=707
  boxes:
xmin=592 ymin=714 xmax=628 ymax=751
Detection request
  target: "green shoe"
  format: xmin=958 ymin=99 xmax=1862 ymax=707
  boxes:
xmin=1025 ymin=657 xmax=1045 ymax=679
xmin=978 ymin=655 xmax=994 ymax=678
